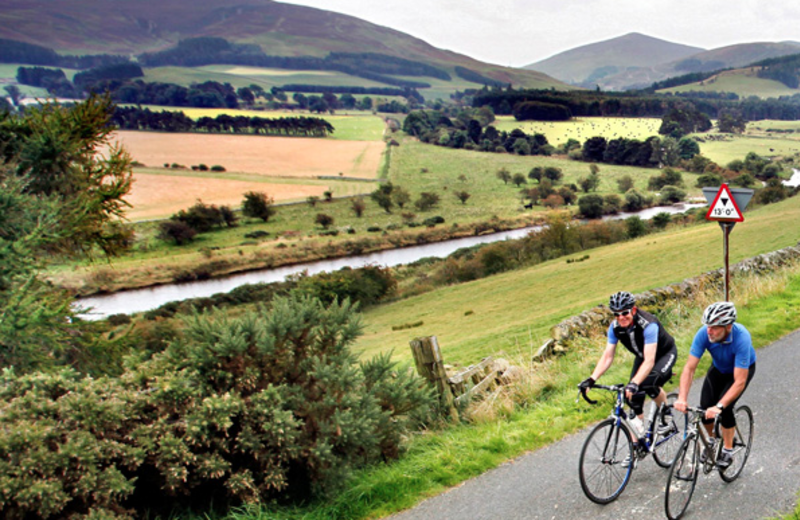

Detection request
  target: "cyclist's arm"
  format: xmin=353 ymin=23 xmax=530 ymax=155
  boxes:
xmin=631 ymin=323 xmax=659 ymax=385
xmin=675 ymin=354 xmax=701 ymax=412
xmin=631 ymin=341 xmax=657 ymax=385
xmin=590 ymin=342 xmax=617 ymax=381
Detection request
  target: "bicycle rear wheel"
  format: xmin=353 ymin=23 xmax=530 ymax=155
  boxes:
xmin=665 ymin=433 xmax=699 ymax=520
xmin=719 ymin=404 xmax=754 ymax=482
xmin=579 ymin=418 xmax=634 ymax=504
xmin=653 ymin=391 xmax=686 ymax=468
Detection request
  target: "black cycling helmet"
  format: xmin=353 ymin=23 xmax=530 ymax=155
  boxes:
xmin=609 ymin=291 xmax=635 ymax=312
xmin=702 ymin=301 xmax=737 ymax=326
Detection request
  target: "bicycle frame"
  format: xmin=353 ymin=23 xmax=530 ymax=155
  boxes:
xmin=580 ymin=383 xmax=679 ymax=455
xmin=579 ymin=383 xmax=685 ymax=504
xmin=678 ymin=405 xmax=728 ymax=473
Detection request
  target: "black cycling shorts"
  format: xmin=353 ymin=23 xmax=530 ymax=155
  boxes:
xmin=700 ymin=363 xmax=756 ymax=429
xmin=627 ymin=346 xmax=678 ymax=415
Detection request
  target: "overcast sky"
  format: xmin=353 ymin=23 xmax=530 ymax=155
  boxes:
xmin=281 ymin=0 xmax=800 ymax=67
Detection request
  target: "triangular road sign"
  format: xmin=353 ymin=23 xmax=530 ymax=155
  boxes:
xmin=705 ymin=184 xmax=744 ymax=222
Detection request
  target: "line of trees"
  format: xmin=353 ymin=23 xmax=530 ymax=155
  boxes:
xmin=111 ymin=106 xmax=335 ymax=136
xmin=454 ymin=66 xmax=506 ymax=87
xmin=470 ymin=86 xmax=800 ymax=121
xmin=0 ymin=37 xmax=129 ymax=69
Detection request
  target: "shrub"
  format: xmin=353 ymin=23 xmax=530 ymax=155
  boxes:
xmin=243 ymin=230 xmax=270 ymax=239
xmin=242 ymin=191 xmax=276 ymax=222
xmin=422 ymin=215 xmax=445 ymax=227
xmin=0 ymin=297 xmax=434 ymax=518
xmin=158 ymin=219 xmax=197 ymax=245
xmin=659 ymin=185 xmax=686 ymax=204
xmin=578 ymin=194 xmax=604 ymax=219
xmin=294 ymin=266 xmax=397 ymax=307
xmin=623 ymin=189 xmax=649 ymax=212
xmin=107 ymin=313 xmax=132 ymax=326
xmin=315 ymin=213 xmax=334 ymax=229
xmin=414 ymin=192 xmax=440 ymax=211
xmin=172 ymin=201 xmax=226 ymax=232
xmin=210 ymin=165 xmax=226 ymax=172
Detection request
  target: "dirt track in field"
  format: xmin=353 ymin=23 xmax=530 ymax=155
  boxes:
xmin=110 ymin=131 xmax=384 ymax=179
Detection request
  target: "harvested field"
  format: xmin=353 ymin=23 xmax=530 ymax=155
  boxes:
xmin=125 ymin=172 xmax=326 ymax=221
xmin=110 ymin=130 xmax=384 ymax=179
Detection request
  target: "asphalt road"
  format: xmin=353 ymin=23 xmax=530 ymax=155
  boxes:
xmin=390 ymin=329 xmax=800 ymax=520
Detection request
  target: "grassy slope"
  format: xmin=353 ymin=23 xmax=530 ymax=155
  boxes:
xmin=659 ymin=69 xmax=798 ymax=99
xmin=248 ymin=191 xmax=800 ymax=520
xmin=353 ymin=193 xmax=800 ymax=367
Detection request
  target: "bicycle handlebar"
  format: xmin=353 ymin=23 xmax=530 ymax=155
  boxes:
xmin=577 ymin=383 xmax=625 ymax=405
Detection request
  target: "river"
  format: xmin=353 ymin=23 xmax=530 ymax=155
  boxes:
xmin=76 ymin=203 xmax=706 ymax=319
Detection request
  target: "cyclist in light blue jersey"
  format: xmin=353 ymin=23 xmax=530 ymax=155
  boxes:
xmin=674 ymin=301 xmax=757 ymax=469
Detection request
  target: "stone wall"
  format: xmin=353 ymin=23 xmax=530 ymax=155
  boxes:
xmin=542 ymin=243 xmax=800 ymax=355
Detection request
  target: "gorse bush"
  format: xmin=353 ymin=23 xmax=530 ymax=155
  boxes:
xmin=0 ymin=296 xmax=435 ymax=519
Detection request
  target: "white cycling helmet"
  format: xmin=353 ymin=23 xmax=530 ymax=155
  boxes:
xmin=702 ymin=301 xmax=737 ymax=326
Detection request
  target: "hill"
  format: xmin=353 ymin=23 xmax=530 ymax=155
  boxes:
xmin=524 ymin=33 xmax=703 ymax=88
xmin=0 ymin=0 xmax=565 ymax=96
xmin=525 ymin=32 xmax=800 ymax=92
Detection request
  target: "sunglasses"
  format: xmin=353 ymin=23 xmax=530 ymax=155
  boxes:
xmin=613 ymin=309 xmax=632 ymax=317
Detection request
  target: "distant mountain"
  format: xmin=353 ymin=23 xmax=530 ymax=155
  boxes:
xmin=525 ymin=32 xmax=800 ymax=92
xmin=0 ymin=0 xmax=563 ymax=93
xmin=524 ymin=33 xmax=703 ymax=88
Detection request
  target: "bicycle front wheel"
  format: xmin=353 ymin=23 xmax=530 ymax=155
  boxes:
xmin=653 ymin=391 xmax=687 ymax=468
xmin=665 ymin=433 xmax=699 ymax=520
xmin=720 ymin=404 xmax=754 ymax=482
xmin=579 ymin=418 xmax=634 ymax=504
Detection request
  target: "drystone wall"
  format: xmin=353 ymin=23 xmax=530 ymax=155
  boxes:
xmin=537 ymin=243 xmax=800 ymax=358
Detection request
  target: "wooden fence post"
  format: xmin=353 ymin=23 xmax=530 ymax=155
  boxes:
xmin=410 ymin=336 xmax=459 ymax=421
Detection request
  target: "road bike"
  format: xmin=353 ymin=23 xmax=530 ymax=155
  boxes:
xmin=664 ymin=404 xmax=754 ymax=520
xmin=577 ymin=383 xmax=686 ymax=504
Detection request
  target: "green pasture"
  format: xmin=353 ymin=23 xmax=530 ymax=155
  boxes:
xmin=697 ymin=134 xmax=800 ymax=165
xmin=748 ymin=120 xmax=800 ymax=134
xmin=389 ymin=136 xmax=704 ymax=208
xmin=660 ymin=73 xmax=797 ymax=99
xmin=493 ymin=116 xmax=662 ymax=147
xmin=353 ymin=192 xmax=800 ymax=367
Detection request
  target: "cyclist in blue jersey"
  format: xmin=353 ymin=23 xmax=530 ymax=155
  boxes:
xmin=579 ymin=292 xmax=678 ymax=438
xmin=674 ymin=301 xmax=757 ymax=469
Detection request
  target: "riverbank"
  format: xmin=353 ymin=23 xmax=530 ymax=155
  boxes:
xmin=53 ymin=212 xmax=545 ymax=297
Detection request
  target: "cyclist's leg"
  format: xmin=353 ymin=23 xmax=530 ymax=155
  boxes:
xmin=720 ymin=363 xmax=756 ymax=449
xmin=640 ymin=347 xmax=677 ymax=408
xmin=628 ymin=358 xmax=647 ymax=418
xmin=700 ymin=366 xmax=730 ymax=440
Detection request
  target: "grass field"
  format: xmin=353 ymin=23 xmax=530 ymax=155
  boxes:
xmin=660 ymin=68 xmax=798 ymax=99
xmin=697 ymin=134 xmax=800 ymax=165
xmin=353 ymin=192 xmax=800 ymax=367
xmin=494 ymin=116 xmax=663 ymax=147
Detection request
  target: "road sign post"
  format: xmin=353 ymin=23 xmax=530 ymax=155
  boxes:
xmin=702 ymin=184 xmax=754 ymax=301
